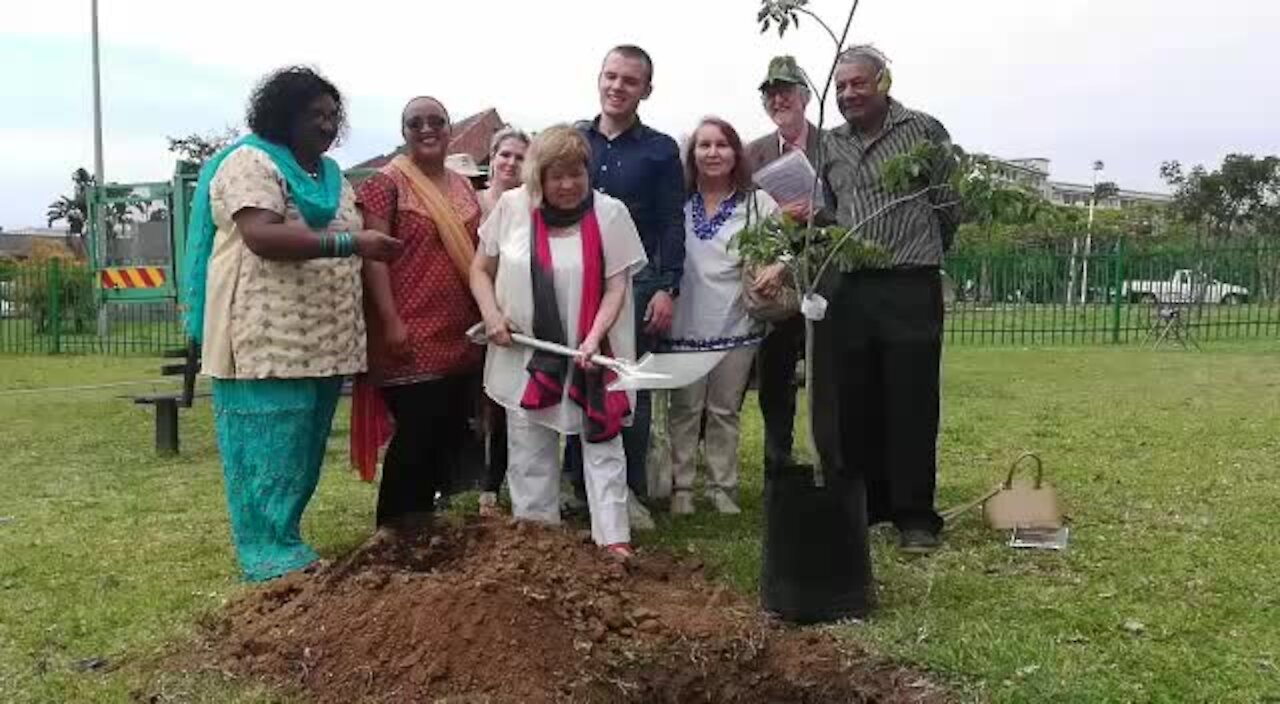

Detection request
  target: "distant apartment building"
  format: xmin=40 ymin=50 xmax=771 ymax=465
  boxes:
xmin=989 ymin=157 xmax=1173 ymax=210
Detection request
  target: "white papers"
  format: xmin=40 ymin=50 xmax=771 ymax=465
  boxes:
xmin=1008 ymin=526 xmax=1070 ymax=551
xmin=751 ymin=150 xmax=825 ymax=212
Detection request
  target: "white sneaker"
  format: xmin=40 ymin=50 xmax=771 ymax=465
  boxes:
xmin=670 ymin=490 xmax=695 ymax=516
xmin=709 ymin=489 xmax=742 ymax=515
xmin=628 ymin=490 xmax=657 ymax=531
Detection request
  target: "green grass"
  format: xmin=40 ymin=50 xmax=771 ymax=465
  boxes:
xmin=2 ymin=345 xmax=1279 ymax=702
xmin=653 ymin=342 xmax=1280 ymax=703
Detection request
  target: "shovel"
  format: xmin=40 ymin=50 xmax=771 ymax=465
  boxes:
xmin=464 ymin=323 xmax=724 ymax=391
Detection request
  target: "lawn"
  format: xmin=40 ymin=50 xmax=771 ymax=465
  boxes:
xmin=1 ymin=344 xmax=1278 ymax=703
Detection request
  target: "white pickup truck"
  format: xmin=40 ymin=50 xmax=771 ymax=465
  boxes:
xmin=1123 ymin=269 xmax=1249 ymax=305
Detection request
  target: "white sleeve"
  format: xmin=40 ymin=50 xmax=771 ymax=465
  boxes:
xmin=478 ymin=190 xmax=506 ymax=257
xmin=601 ymin=197 xmax=648 ymax=278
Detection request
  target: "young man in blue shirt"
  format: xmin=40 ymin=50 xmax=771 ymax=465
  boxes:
xmin=566 ymin=45 xmax=685 ymax=529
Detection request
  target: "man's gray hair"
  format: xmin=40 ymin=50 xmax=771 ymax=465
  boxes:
xmin=837 ymin=44 xmax=890 ymax=73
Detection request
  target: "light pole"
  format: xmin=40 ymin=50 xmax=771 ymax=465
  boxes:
xmin=1080 ymin=160 xmax=1104 ymax=304
xmin=91 ymin=0 xmax=109 ymax=335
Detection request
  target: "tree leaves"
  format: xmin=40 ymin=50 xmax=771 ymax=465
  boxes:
xmin=734 ymin=214 xmax=891 ymax=281
xmin=166 ymin=128 xmax=240 ymax=170
xmin=757 ymin=0 xmax=807 ymax=37
xmin=1161 ymin=154 xmax=1280 ymax=238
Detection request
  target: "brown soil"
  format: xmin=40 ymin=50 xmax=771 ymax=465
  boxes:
xmin=186 ymin=516 xmax=949 ymax=703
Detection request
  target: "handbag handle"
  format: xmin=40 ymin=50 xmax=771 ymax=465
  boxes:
xmin=1004 ymin=453 xmax=1044 ymax=490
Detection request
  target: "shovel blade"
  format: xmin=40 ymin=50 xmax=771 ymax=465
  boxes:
xmin=607 ymin=350 xmax=728 ymax=391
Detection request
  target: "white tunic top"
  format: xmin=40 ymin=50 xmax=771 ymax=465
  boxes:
xmin=668 ymin=189 xmax=780 ymax=350
xmin=479 ymin=186 xmax=647 ymax=434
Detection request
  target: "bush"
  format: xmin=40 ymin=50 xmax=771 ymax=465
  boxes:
xmin=12 ymin=262 xmax=98 ymax=333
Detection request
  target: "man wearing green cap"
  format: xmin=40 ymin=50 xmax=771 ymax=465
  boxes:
xmin=745 ymin=55 xmax=819 ymax=476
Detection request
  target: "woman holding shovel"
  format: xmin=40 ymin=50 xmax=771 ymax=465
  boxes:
xmin=470 ymin=125 xmax=647 ymax=558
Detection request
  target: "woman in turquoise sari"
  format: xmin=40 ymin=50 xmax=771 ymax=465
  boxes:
xmin=184 ymin=66 xmax=401 ymax=582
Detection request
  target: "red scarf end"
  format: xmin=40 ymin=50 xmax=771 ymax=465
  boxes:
xmin=520 ymin=371 xmax=563 ymax=410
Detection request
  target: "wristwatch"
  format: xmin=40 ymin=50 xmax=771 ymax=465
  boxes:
xmin=661 ymin=285 xmax=680 ymax=299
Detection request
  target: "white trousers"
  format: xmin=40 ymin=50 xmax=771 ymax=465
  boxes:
xmin=505 ymin=410 xmax=630 ymax=546
xmin=668 ymin=345 xmax=758 ymax=495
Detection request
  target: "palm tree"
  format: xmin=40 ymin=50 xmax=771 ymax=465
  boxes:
xmin=46 ymin=196 xmax=85 ymax=236
xmin=46 ymin=168 xmax=95 ymax=242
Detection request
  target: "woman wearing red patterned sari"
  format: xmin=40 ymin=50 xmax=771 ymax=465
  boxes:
xmin=355 ymin=96 xmax=483 ymax=527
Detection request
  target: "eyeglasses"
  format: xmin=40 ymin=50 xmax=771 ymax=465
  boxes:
xmin=404 ymin=115 xmax=449 ymax=132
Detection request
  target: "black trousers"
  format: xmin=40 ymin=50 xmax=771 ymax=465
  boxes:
xmin=822 ymin=269 xmax=943 ymax=534
xmin=483 ymin=400 xmax=508 ymax=493
xmin=756 ymin=314 xmax=806 ymax=471
xmin=377 ymin=374 xmax=474 ymax=526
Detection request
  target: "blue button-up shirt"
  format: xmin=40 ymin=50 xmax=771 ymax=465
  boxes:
xmin=578 ymin=117 xmax=686 ymax=289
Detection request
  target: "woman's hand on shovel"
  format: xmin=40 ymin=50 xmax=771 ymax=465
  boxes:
xmin=484 ymin=313 xmax=517 ymax=347
xmin=576 ymin=335 xmax=602 ymax=370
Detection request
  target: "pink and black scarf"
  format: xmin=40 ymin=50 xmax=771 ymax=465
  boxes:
xmin=519 ymin=194 xmax=630 ymax=442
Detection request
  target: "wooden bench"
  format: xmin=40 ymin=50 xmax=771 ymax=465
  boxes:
xmin=133 ymin=340 xmax=201 ymax=455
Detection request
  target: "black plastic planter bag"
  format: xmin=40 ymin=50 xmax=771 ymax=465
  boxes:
xmin=760 ymin=311 xmax=874 ymax=623
xmin=761 ymin=464 xmax=873 ymax=623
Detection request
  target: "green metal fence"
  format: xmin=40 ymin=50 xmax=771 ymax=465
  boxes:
xmin=2 ymin=245 xmax=1278 ymax=355
xmin=943 ymin=244 xmax=1280 ymax=344
xmin=0 ymin=261 xmax=183 ymax=355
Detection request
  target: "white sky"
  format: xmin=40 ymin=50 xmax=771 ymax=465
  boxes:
xmin=1 ymin=0 xmax=1277 ymax=229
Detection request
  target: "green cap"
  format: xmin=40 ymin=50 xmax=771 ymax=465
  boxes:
xmin=759 ymin=55 xmax=807 ymax=91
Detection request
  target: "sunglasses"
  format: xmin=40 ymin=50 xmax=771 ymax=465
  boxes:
xmin=404 ymin=115 xmax=449 ymax=131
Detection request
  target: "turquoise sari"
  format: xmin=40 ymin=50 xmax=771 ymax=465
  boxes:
xmin=187 ymin=136 xmax=348 ymax=582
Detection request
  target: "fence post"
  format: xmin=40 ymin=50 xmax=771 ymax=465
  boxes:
xmin=1110 ymin=239 xmax=1125 ymax=344
xmin=49 ymin=259 xmax=62 ymax=354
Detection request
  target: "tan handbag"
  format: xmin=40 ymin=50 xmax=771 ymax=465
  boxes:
xmin=743 ymin=264 xmax=801 ymax=323
xmin=983 ymin=453 xmax=1063 ymax=529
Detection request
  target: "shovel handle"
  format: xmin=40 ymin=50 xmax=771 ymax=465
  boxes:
xmin=1005 ymin=453 xmax=1044 ymax=490
xmin=511 ymin=333 xmax=623 ymax=370
xmin=464 ymin=323 xmax=623 ymax=370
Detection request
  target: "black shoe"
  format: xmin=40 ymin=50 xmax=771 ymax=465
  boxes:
xmin=898 ymin=528 xmax=941 ymax=554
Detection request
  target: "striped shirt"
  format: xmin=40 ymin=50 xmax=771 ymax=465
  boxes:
xmin=820 ymin=99 xmax=960 ymax=269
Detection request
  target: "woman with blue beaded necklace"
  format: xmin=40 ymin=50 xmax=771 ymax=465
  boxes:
xmin=665 ymin=117 xmax=780 ymax=515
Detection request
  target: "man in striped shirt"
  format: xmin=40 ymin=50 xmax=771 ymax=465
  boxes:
xmin=817 ymin=45 xmax=959 ymax=553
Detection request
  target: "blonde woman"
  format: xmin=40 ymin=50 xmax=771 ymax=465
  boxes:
xmin=470 ymin=125 xmax=647 ymax=558
xmin=475 ymin=126 xmax=530 ymax=517
xmin=477 ymin=127 xmax=531 ymax=219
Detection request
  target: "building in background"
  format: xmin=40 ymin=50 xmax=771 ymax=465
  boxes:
xmin=989 ymin=157 xmax=1173 ymax=210
xmin=0 ymin=227 xmax=80 ymax=260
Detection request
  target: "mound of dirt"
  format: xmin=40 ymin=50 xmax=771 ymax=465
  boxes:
xmin=192 ymin=516 xmax=948 ymax=703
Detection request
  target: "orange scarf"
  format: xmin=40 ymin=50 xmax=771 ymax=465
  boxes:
xmin=384 ymin=154 xmax=475 ymax=281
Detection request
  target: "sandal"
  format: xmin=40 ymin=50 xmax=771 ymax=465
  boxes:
xmin=605 ymin=543 xmax=634 ymax=559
